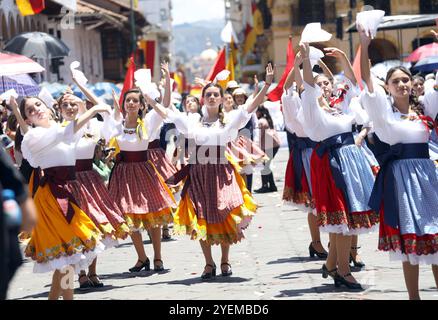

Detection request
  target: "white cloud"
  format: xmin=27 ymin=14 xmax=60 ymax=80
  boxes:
xmin=172 ymin=0 xmax=225 ymax=25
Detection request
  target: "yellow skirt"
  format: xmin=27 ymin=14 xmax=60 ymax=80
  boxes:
xmin=25 ymin=184 xmax=104 ymax=273
xmin=173 ymin=162 xmax=258 ymax=245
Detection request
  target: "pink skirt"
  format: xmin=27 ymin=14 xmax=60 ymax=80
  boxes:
xmin=186 ymin=163 xmax=244 ymax=224
xmin=76 ymin=166 xmax=129 ymax=241
xmin=147 ymin=147 xmax=178 ymax=182
xmin=108 ymin=159 xmax=175 ymax=215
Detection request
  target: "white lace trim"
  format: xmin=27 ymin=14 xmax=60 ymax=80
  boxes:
xmin=32 ymin=242 xmax=105 ymax=274
xmin=320 ymin=223 xmax=379 ymax=235
xmin=388 ymin=250 xmax=438 ymax=265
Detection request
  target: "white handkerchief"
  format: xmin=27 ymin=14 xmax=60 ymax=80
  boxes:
xmin=134 ymin=69 xmax=161 ymax=100
xmin=309 ymin=46 xmax=324 ymax=68
xmin=70 ymin=61 xmax=88 ymax=86
xmin=356 ymin=10 xmax=385 ymax=39
xmin=38 ymin=87 xmax=56 ymax=109
xmin=215 ymin=70 xmax=231 ymax=81
xmin=301 ymin=23 xmax=332 ymax=43
xmin=0 ymin=89 xmax=18 ymax=102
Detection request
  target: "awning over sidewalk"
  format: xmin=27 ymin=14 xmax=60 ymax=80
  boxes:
xmin=346 ymin=14 xmax=438 ymax=33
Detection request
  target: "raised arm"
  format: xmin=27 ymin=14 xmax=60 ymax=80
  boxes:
xmin=10 ymin=96 xmax=29 ymax=134
xmin=358 ymin=23 xmax=373 ymax=93
xmin=245 ymin=63 xmax=274 ymax=114
xmin=284 ymin=51 xmax=304 ymax=91
xmin=161 ymin=62 xmax=171 ymax=108
xmin=324 ymin=47 xmax=357 ymax=85
xmin=301 ymin=42 xmax=314 ymax=87
xmin=74 ymin=104 xmax=111 ymax=133
xmin=72 ymin=74 xmax=103 ymax=106
xmin=143 ymin=93 xmax=169 ymax=119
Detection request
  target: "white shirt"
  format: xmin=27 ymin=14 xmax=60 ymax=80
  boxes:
xmin=360 ymin=81 xmax=436 ymax=145
xmin=116 ymin=109 xmax=163 ymax=151
xmin=281 ymin=89 xmax=308 ymax=137
xmin=166 ymin=107 xmax=252 ymax=146
xmin=22 ymin=121 xmax=80 ymax=169
xmin=75 ymin=113 xmax=122 ymax=160
xmin=300 ymin=82 xmax=359 ymax=142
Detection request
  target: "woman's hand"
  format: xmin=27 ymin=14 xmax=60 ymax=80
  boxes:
xmin=324 ymin=47 xmax=347 ymax=60
xmin=265 ymin=63 xmax=274 ymax=85
xmin=294 ymin=51 xmax=303 ymax=67
xmin=112 ymin=89 xmax=122 ymax=121
xmin=357 ymin=23 xmax=372 ymax=47
xmin=355 ymin=133 xmax=366 ymax=147
xmin=161 ymin=61 xmax=170 ymax=78
xmin=299 ymin=42 xmax=310 ymax=59
xmin=9 ymin=96 xmax=19 ymax=111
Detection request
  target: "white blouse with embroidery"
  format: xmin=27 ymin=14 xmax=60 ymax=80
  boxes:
xmin=299 ymin=82 xmax=362 ymax=142
xmin=75 ymin=112 xmax=122 ymax=160
xmin=22 ymin=121 xmax=80 ymax=169
xmin=166 ymin=107 xmax=252 ymax=146
xmin=360 ymin=81 xmax=437 ymax=145
xmin=115 ymin=109 xmax=163 ymax=151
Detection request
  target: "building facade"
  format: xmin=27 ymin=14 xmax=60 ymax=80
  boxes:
xmin=226 ymin=0 xmax=437 ymax=81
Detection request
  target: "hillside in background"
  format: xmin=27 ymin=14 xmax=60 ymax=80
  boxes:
xmin=173 ymin=19 xmax=225 ymax=61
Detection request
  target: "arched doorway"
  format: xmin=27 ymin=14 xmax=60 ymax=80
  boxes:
xmin=368 ymin=38 xmax=398 ymax=65
xmin=30 ymin=19 xmax=36 ymax=32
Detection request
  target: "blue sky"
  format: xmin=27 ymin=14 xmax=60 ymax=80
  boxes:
xmin=172 ymin=0 xmax=225 ymax=25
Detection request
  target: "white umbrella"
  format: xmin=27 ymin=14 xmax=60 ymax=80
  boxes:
xmin=370 ymin=60 xmax=411 ymax=79
xmin=0 ymin=52 xmax=45 ymax=76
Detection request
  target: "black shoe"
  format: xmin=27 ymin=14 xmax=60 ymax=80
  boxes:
xmin=309 ymin=241 xmax=328 ymax=259
xmin=253 ymin=186 xmax=269 ymax=193
xmin=201 ymin=263 xmax=216 ymax=281
xmin=129 ymin=258 xmax=150 ymax=273
xmin=78 ymin=274 xmax=93 ymax=290
xmin=334 ymin=272 xmax=363 ymax=290
xmin=88 ymin=274 xmax=104 ymax=288
xmin=268 ymin=185 xmax=278 ymax=192
xmin=154 ymin=259 xmax=164 ymax=272
xmin=162 ymin=227 xmax=171 ymax=240
xmin=350 ymin=246 xmax=365 ymax=268
xmin=322 ymin=264 xmax=337 ymax=279
xmin=220 ymin=262 xmax=233 ymax=277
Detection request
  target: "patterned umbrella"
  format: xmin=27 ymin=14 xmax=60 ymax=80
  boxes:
xmin=1 ymin=74 xmax=40 ymax=97
xmin=412 ymin=56 xmax=438 ymax=73
xmin=406 ymin=42 xmax=438 ymax=62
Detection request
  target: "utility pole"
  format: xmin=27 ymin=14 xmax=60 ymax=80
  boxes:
xmin=130 ymin=0 xmax=137 ymax=54
xmin=348 ymin=0 xmax=357 ymax=61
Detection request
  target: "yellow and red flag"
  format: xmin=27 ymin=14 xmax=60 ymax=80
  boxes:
xmin=16 ymin=0 xmax=45 ymax=16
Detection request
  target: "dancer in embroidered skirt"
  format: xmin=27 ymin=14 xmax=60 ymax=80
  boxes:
xmin=359 ymin=26 xmax=438 ymax=299
xmin=143 ymin=64 xmax=274 ymax=280
xmin=300 ymin=42 xmax=379 ymax=290
xmin=281 ymin=51 xmax=328 ymax=259
xmin=108 ymin=88 xmax=176 ymax=273
xmin=60 ymin=79 xmax=130 ymax=289
xmin=20 ymin=97 xmax=110 ymax=300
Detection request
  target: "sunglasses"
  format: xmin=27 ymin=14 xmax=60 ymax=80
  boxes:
xmin=205 ymin=92 xmax=221 ymax=98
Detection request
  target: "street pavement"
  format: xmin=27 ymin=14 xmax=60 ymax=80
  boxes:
xmin=7 ymin=148 xmax=438 ymax=300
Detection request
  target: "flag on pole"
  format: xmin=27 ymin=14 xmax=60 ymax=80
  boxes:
xmin=267 ymin=37 xmax=295 ymax=102
xmin=205 ymin=47 xmax=226 ymax=82
xmin=119 ymin=55 xmax=136 ymax=110
xmin=352 ymin=46 xmax=363 ymax=90
xmin=16 ymin=0 xmax=45 ymax=16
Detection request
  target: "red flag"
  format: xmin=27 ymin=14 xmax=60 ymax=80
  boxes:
xmin=267 ymin=37 xmax=295 ymax=102
xmin=119 ymin=55 xmax=136 ymax=111
xmin=352 ymin=46 xmax=363 ymax=90
xmin=205 ymin=47 xmax=226 ymax=82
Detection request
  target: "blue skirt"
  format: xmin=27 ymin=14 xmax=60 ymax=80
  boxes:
xmin=380 ymin=158 xmax=438 ymax=265
xmin=336 ymin=145 xmax=375 ymax=213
